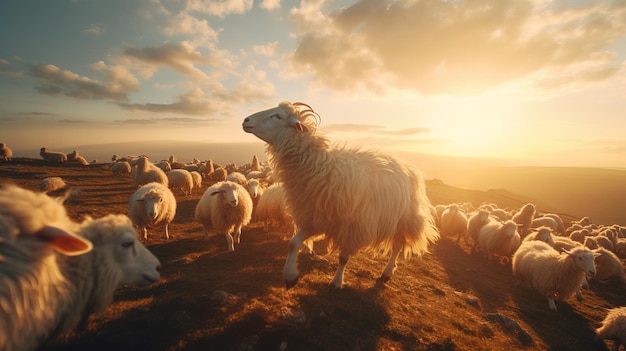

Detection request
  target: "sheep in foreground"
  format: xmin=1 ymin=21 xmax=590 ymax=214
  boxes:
xmin=512 ymin=240 xmax=597 ymax=311
xmin=242 ymin=101 xmax=439 ymax=289
xmin=194 ymin=181 xmax=253 ymax=252
xmin=128 ymin=182 xmax=177 ymax=241
xmin=133 ymin=156 xmax=169 ymax=188
xmin=40 ymin=176 xmax=67 ymax=193
xmin=0 ymin=142 xmax=13 ymax=160
xmin=596 ymin=306 xmax=626 ymax=351
xmin=40 ymin=147 xmax=68 ymax=163
xmin=0 ymin=184 xmax=93 ymax=351
xmin=110 ymin=161 xmax=132 ymax=176
xmin=592 ymin=247 xmax=626 ymax=285
xmin=166 ymin=169 xmax=194 ymax=196
xmin=439 ymin=204 xmax=468 ymax=244
xmin=477 ymin=219 xmax=520 ymax=261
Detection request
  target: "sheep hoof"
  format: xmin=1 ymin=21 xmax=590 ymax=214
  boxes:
xmin=285 ymin=277 xmax=299 ymax=290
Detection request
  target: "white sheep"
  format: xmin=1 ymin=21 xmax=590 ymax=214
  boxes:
xmin=166 ymin=169 xmax=194 ymax=196
xmin=543 ymin=213 xmax=566 ymax=235
xmin=596 ymin=306 xmax=626 ymax=351
xmin=242 ymin=101 xmax=439 ymax=289
xmin=226 ymin=171 xmax=248 ymax=185
xmin=255 ymin=182 xmax=294 ymax=233
xmin=439 ymin=203 xmax=468 ymax=244
xmin=128 ymin=182 xmax=177 ymax=241
xmin=190 ymin=170 xmax=203 ymax=192
xmin=0 ymin=185 xmax=160 ymax=351
xmin=512 ymin=203 xmax=536 ymax=239
xmin=40 ymin=147 xmax=68 ymax=163
xmin=490 ymin=208 xmax=510 ymax=222
xmin=0 ymin=142 xmax=13 ymax=161
xmin=467 ymin=209 xmax=491 ymax=252
xmin=522 ymin=226 xmax=555 ymax=247
xmin=110 ymin=161 xmax=132 ymax=176
xmin=477 ymin=219 xmax=520 ymax=261
xmin=592 ymin=247 xmax=626 ymax=285
xmin=67 ymin=150 xmax=79 ymax=161
xmin=133 ymin=156 xmax=169 ymax=188
xmin=512 ymin=240 xmax=597 ymax=311
xmin=39 ymin=176 xmax=67 ymax=193
xmin=194 ymin=180 xmax=253 ymax=252
xmin=615 ymin=239 xmax=626 ymax=258
xmin=246 ymin=178 xmax=264 ymax=221
xmin=531 ymin=216 xmax=558 ymax=232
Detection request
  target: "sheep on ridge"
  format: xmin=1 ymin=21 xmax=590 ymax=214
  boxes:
xmin=254 ymin=182 xmax=294 ymax=233
xmin=242 ymin=101 xmax=439 ymax=289
xmin=128 ymin=182 xmax=177 ymax=241
xmin=477 ymin=219 xmax=520 ymax=261
xmin=439 ymin=203 xmax=468 ymax=244
xmin=40 ymin=147 xmax=67 ymax=163
xmin=166 ymin=169 xmax=194 ymax=196
xmin=133 ymin=156 xmax=169 ymax=188
xmin=596 ymin=306 xmax=626 ymax=351
xmin=110 ymin=161 xmax=132 ymax=176
xmin=0 ymin=142 xmax=13 ymax=161
xmin=194 ymin=180 xmax=253 ymax=252
xmin=467 ymin=209 xmax=490 ymax=252
xmin=512 ymin=203 xmax=536 ymax=239
xmin=512 ymin=240 xmax=597 ymax=311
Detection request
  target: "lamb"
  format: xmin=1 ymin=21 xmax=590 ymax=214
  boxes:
xmin=592 ymin=247 xmax=626 ymax=285
xmin=477 ymin=219 xmax=521 ymax=261
xmin=128 ymin=182 xmax=177 ymax=241
xmin=596 ymin=306 xmax=626 ymax=351
xmin=512 ymin=240 xmax=597 ymax=311
xmin=133 ymin=156 xmax=169 ymax=188
xmin=166 ymin=169 xmax=194 ymax=196
xmin=512 ymin=203 xmax=536 ymax=239
xmin=467 ymin=209 xmax=491 ymax=252
xmin=39 ymin=176 xmax=68 ymax=193
xmin=194 ymin=181 xmax=253 ymax=252
xmin=522 ymin=226 xmax=555 ymax=247
xmin=439 ymin=203 xmax=468 ymax=244
xmin=110 ymin=161 xmax=132 ymax=176
xmin=255 ymin=182 xmax=294 ymax=233
xmin=242 ymin=101 xmax=439 ymax=289
xmin=226 ymin=171 xmax=248 ymax=185
xmin=0 ymin=142 xmax=13 ymax=161
xmin=40 ymin=147 xmax=68 ymax=163
xmin=0 ymin=185 xmax=161 ymax=351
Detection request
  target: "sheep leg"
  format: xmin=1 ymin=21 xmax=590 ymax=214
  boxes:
xmin=234 ymin=225 xmax=242 ymax=245
xmin=141 ymin=227 xmax=148 ymax=241
xmin=225 ymin=232 xmax=235 ymax=252
xmin=548 ymin=297 xmax=557 ymax=311
xmin=379 ymin=246 xmax=402 ymax=284
xmin=202 ymin=225 xmax=209 ymax=239
xmin=329 ymin=252 xmax=350 ymax=289
xmin=162 ymin=223 xmax=170 ymax=240
xmin=284 ymin=228 xmax=316 ymax=289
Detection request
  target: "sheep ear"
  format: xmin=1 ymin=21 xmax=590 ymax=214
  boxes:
xmin=35 ymin=225 xmax=93 ymax=256
xmin=288 ymin=117 xmax=308 ymax=132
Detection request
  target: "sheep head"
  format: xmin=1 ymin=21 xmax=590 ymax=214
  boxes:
xmin=210 ymin=182 xmax=240 ymax=207
xmin=242 ymin=101 xmax=320 ymax=145
xmin=563 ymin=248 xmax=598 ymax=277
xmin=138 ymin=191 xmax=163 ymax=220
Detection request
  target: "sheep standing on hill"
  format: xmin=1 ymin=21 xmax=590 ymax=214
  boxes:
xmin=592 ymin=247 xmax=626 ymax=285
xmin=194 ymin=181 xmax=253 ymax=252
xmin=596 ymin=306 xmax=626 ymax=351
xmin=477 ymin=219 xmax=521 ymax=261
xmin=0 ymin=142 xmax=13 ymax=161
xmin=468 ymin=209 xmax=491 ymax=252
xmin=439 ymin=204 xmax=468 ymax=244
xmin=522 ymin=226 xmax=555 ymax=247
xmin=246 ymin=178 xmax=264 ymax=221
xmin=512 ymin=240 xmax=597 ymax=311
xmin=255 ymin=182 xmax=294 ymax=233
xmin=512 ymin=203 xmax=536 ymax=239
xmin=133 ymin=156 xmax=169 ymax=188
xmin=243 ymin=101 xmax=439 ymax=289
xmin=111 ymin=161 xmax=132 ymax=176
xmin=166 ymin=169 xmax=194 ymax=196
xmin=40 ymin=147 xmax=68 ymax=163
xmin=128 ymin=182 xmax=177 ymax=240
xmin=190 ymin=171 xmax=203 ymax=192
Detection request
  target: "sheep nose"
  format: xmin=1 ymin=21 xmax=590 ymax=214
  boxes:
xmin=243 ymin=117 xmax=250 ymax=123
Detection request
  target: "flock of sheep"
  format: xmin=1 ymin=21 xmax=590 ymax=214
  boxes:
xmin=1 ymin=101 xmax=626 ymax=350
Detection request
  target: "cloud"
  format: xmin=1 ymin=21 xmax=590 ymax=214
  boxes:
xmin=28 ymin=64 xmax=139 ymax=101
xmin=260 ymin=0 xmax=280 ymax=11
xmin=84 ymin=24 xmax=105 ymax=35
xmin=288 ymin=0 xmax=626 ymax=95
xmin=253 ymin=41 xmax=280 ymax=56
xmin=186 ymin=0 xmax=253 ymax=17
xmin=114 ymin=116 xmax=215 ymax=125
xmin=322 ymin=123 xmax=431 ymax=136
xmin=118 ymin=87 xmax=227 ymax=115
xmin=163 ymin=12 xmax=220 ymax=47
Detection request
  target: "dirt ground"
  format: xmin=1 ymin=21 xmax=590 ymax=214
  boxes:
xmin=1 ymin=159 xmax=624 ymax=351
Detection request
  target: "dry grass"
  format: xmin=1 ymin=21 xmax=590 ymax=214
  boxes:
xmin=0 ymin=158 xmax=624 ymax=351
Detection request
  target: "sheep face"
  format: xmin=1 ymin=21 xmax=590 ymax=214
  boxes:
xmin=247 ymin=180 xmax=260 ymax=198
xmin=211 ymin=183 xmax=239 ymax=207
xmin=242 ymin=102 xmax=310 ymax=144
xmin=502 ymin=221 xmax=518 ymax=238
xmin=566 ymin=249 xmax=598 ymax=277
xmin=537 ymin=227 xmax=555 ymax=246
xmin=140 ymin=192 xmax=163 ymax=220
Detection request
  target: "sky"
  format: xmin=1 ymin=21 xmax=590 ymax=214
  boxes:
xmin=1 ymin=0 xmax=626 ymax=168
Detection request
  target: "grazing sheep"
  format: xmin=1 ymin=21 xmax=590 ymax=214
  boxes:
xmin=40 ymin=147 xmax=68 ymax=163
xmin=512 ymin=203 xmax=536 ymax=239
xmin=166 ymin=169 xmax=194 ymax=196
xmin=467 ymin=209 xmax=491 ymax=252
xmin=190 ymin=171 xmax=203 ymax=191
xmin=255 ymin=182 xmax=294 ymax=233
xmin=242 ymin=101 xmax=439 ymax=289
xmin=0 ymin=142 xmax=13 ymax=161
xmin=439 ymin=204 xmax=468 ymax=244
xmin=596 ymin=306 xmax=626 ymax=351
xmin=226 ymin=171 xmax=248 ymax=185
xmin=73 ymin=155 xmax=89 ymax=165
xmin=39 ymin=176 xmax=67 ymax=193
xmin=194 ymin=181 xmax=253 ymax=252
xmin=133 ymin=156 xmax=169 ymax=188
xmin=477 ymin=219 xmax=520 ymax=261
xmin=531 ymin=216 xmax=558 ymax=232
xmin=592 ymin=247 xmax=626 ymax=285
xmin=111 ymin=161 xmax=132 ymax=176
xmin=512 ymin=240 xmax=597 ymax=311
xmin=128 ymin=182 xmax=177 ymax=241
xmin=522 ymin=226 xmax=555 ymax=247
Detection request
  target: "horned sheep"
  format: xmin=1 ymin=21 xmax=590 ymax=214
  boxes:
xmin=512 ymin=240 xmax=597 ymax=311
xmin=596 ymin=306 xmax=626 ymax=351
xmin=128 ymin=182 xmax=177 ymax=241
xmin=242 ymin=101 xmax=439 ymax=289
xmin=40 ymin=147 xmax=68 ymax=163
xmin=0 ymin=142 xmax=13 ymax=161
xmin=194 ymin=180 xmax=253 ymax=252
xmin=0 ymin=185 xmax=161 ymax=351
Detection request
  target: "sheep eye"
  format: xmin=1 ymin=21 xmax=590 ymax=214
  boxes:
xmin=122 ymin=241 xmax=134 ymax=249
xmin=270 ymin=114 xmax=282 ymax=119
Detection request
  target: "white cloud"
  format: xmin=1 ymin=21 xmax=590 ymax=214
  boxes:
xmin=260 ymin=0 xmax=281 ymax=11
xmin=186 ymin=0 xmax=254 ymax=17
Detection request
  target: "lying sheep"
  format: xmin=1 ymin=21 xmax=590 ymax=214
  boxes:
xmin=478 ymin=219 xmax=520 ymax=261
xmin=512 ymin=240 xmax=597 ymax=311
xmin=596 ymin=306 xmax=626 ymax=351
xmin=111 ymin=161 xmax=132 ymax=176
xmin=128 ymin=182 xmax=177 ymax=241
xmin=40 ymin=147 xmax=68 ymax=163
xmin=439 ymin=204 xmax=468 ymax=244
xmin=0 ymin=142 xmax=13 ymax=161
xmin=40 ymin=176 xmax=67 ymax=193
xmin=194 ymin=181 xmax=253 ymax=252
xmin=133 ymin=156 xmax=169 ymax=188
xmin=166 ymin=169 xmax=194 ymax=196
xmin=592 ymin=247 xmax=626 ymax=285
